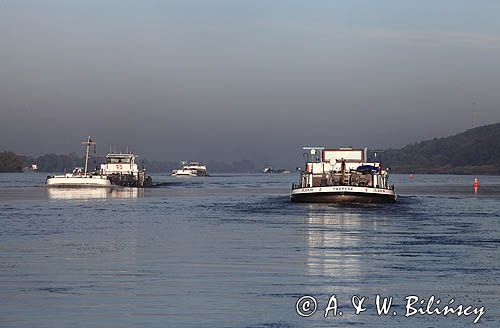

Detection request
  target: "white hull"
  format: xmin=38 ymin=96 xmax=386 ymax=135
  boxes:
xmin=171 ymin=169 xmax=197 ymax=177
xmin=291 ymin=185 xmax=396 ymax=203
xmin=46 ymin=176 xmax=111 ymax=187
xmin=47 ymin=187 xmax=140 ymax=200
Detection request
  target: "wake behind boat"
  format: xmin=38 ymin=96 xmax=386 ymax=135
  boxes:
xmin=291 ymin=147 xmax=396 ymax=203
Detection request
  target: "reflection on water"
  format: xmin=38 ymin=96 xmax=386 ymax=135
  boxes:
xmin=46 ymin=187 xmax=143 ymax=200
xmin=306 ymin=205 xmax=364 ymax=279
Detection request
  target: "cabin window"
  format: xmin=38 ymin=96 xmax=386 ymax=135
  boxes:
xmin=107 ymin=158 xmax=131 ymax=164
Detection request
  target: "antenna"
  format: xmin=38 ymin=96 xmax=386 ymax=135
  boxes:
xmin=472 ymin=102 xmax=477 ymax=128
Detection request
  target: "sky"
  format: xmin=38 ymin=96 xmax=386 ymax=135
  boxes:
xmin=1 ymin=0 xmax=500 ymax=166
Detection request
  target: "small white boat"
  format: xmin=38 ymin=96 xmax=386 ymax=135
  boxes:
xmin=46 ymin=137 xmax=111 ymax=188
xmin=263 ymin=166 xmax=290 ymax=174
xmin=263 ymin=166 xmax=274 ymax=173
xmin=171 ymin=162 xmax=209 ymax=177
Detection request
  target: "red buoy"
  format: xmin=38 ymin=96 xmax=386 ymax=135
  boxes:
xmin=474 ymin=178 xmax=479 ymax=188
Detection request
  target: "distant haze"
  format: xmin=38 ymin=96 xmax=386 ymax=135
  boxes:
xmin=1 ymin=1 xmax=500 ymax=167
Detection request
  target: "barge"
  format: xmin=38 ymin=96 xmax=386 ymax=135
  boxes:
xmin=46 ymin=136 xmax=152 ymax=188
xmin=46 ymin=136 xmax=111 ymax=187
xmin=291 ymin=147 xmax=396 ymax=203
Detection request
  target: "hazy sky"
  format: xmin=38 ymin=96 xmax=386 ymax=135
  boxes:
xmin=1 ymin=0 xmax=500 ymax=165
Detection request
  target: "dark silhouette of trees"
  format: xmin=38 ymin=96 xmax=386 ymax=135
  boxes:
xmin=0 ymin=151 xmax=25 ymax=172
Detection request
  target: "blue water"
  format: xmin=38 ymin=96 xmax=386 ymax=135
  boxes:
xmin=0 ymin=173 xmax=499 ymax=327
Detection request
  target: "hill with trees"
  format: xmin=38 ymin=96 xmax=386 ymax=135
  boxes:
xmin=379 ymin=123 xmax=500 ymax=174
xmin=2 ymin=123 xmax=499 ymax=174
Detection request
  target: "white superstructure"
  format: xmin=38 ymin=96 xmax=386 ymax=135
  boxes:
xmin=100 ymin=152 xmax=153 ymax=187
xmin=100 ymin=153 xmax=139 ymax=175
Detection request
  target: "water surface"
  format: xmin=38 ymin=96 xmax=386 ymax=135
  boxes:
xmin=0 ymin=173 xmax=499 ymax=327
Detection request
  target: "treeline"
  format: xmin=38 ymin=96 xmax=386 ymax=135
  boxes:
xmin=0 ymin=151 xmax=25 ymax=172
xmin=0 ymin=151 xmax=260 ymax=173
xmin=377 ymin=123 xmax=500 ymax=174
xmin=141 ymin=159 xmax=257 ymax=173
xmin=30 ymin=153 xmax=88 ymax=173
xmin=7 ymin=123 xmax=498 ymax=174
xmin=0 ymin=152 xmax=99 ymax=173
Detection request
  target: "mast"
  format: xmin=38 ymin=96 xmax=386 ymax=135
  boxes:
xmin=82 ymin=136 xmax=96 ymax=176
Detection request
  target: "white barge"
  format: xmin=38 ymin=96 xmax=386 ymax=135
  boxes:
xmin=291 ymin=147 xmax=396 ymax=203
xmin=46 ymin=168 xmax=111 ymax=187
xmin=46 ymin=136 xmax=152 ymax=188
xmin=46 ymin=137 xmax=112 ymax=188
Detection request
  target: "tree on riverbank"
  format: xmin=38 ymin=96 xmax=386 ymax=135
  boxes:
xmin=0 ymin=151 xmax=25 ymax=172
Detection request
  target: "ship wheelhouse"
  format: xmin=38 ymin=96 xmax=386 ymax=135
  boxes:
xmin=100 ymin=153 xmax=139 ymax=175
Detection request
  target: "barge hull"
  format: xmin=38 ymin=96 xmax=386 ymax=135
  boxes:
xmin=290 ymin=186 xmax=397 ymax=203
xmin=291 ymin=191 xmax=396 ymax=203
xmin=46 ymin=177 xmax=111 ymax=187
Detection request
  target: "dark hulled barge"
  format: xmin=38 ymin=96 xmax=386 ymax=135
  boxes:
xmin=291 ymin=147 xmax=396 ymax=203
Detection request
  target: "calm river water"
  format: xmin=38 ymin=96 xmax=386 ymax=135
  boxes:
xmin=0 ymin=173 xmax=499 ymax=327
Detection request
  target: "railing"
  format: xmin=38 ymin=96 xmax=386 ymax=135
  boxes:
xmin=293 ymin=172 xmax=392 ymax=189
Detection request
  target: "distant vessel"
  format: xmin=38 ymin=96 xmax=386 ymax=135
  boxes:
xmin=263 ymin=166 xmax=273 ymax=173
xmin=171 ymin=162 xmax=209 ymax=177
xmin=23 ymin=163 xmax=38 ymax=172
xmin=291 ymin=147 xmax=396 ymax=203
xmin=100 ymin=152 xmax=153 ymax=187
xmin=46 ymin=136 xmax=111 ymax=187
xmin=263 ymin=166 xmax=290 ymax=174
xmin=47 ymin=137 xmax=152 ymax=188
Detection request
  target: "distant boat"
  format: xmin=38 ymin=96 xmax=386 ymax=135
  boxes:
xmin=23 ymin=163 xmax=38 ymax=173
xmin=291 ymin=147 xmax=396 ymax=203
xmin=46 ymin=136 xmax=111 ymax=187
xmin=263 ymin=166 xmax=290 ymax=174
xmin=263 ymin=166 xmax=273 ymax=173
xmin=171 ymin=162 xmax=209 ymax=177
